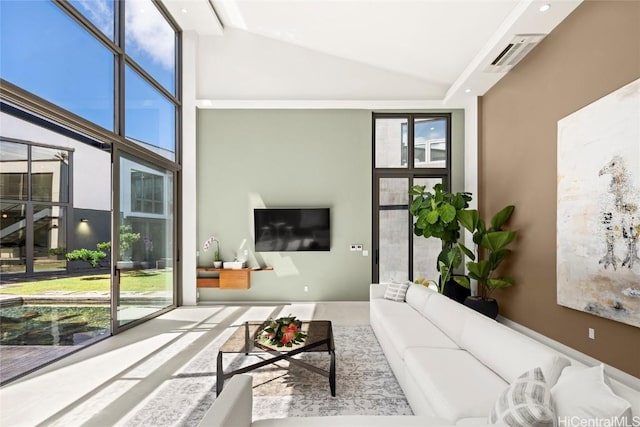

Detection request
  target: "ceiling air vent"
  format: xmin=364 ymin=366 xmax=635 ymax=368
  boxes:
xmin=485 ymin=34 xmax=546 ymax=73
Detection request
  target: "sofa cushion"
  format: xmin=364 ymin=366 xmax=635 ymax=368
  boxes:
xmin=489 ymin=367 xmax=556 ymax=427
xmin=422 ymin=291 xmax=474 ymax=344
xmin=405 ymin=283 xmax=434 ymax=312
xmin=371 ymin=297 xmax=425 ymax=321
xmin=551 ymin=365 xmax=632 ymax=423
xmin=371 ymin=298 xmax=459 ymax=352
xmin=393 ymin=318 xmax=459 ymax=353
xmin=253 ymin=416 xmax=455 ymax=427
xmin=384 ymin=281 xmax=411 ymax=302
xmin=456 ymin=418 xmax=494 ymax=425
xmin=370 ymin=283 xmax=388 ymax=299
xmin=460 ymin=314 xmax=570 ymax=386
xmin=404 ymin=347 xmax=508 ymax=421
xmin=198 ymin=374 xmax=253 ymax=427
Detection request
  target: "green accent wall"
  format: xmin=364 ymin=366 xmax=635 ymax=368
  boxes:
xmin=196 ymin=108 xmax=464 ymax=302
xmin=197 ymin=109 xmax=372 ymax=301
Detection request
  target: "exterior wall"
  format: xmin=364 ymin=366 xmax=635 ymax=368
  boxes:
xmin=479 ymin=1 xmax=640 ymax=377
xmin=0 ymin=112 xmax=111 ymax=211
xmin=70 ymin=207 xmax=110 ymax=272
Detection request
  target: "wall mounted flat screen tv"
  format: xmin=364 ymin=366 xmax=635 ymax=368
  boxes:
xmin=254 ymin=208 xmax=330 ymax=252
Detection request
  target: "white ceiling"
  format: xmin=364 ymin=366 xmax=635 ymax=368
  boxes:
xmin=162 ymin=0 xmax=582 ymax=108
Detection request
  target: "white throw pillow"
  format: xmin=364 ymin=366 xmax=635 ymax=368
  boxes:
xmin=490 ymin=367 xmax=557 ymax=427
xmin=551 ymin=365 xmax=632 ymax=425
xmin=383 ymin=281 xmax=410 ymax=302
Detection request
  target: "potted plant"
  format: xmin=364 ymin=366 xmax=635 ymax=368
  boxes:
xmin=409 ymin=183 xmax=473 ymax=302
xmin=455 ymin=205 xmax=517 ymax=318
xmin=114 ymin=225 xmax=141 ymax=269
xmin=203 ymin=236 xmax=222 ymax=268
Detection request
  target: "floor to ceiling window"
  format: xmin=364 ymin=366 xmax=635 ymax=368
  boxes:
xmin=372 ymin=113 xmax=451 ymax=284
xmin=0 ymin=0 xmax=181 ymax=384
xmin=0 ymin=111 xmax=113 ymax=385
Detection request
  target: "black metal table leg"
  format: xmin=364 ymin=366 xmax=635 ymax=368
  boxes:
xmin=244 ymin=321 xmax=249 ymax=355
xmin=329 ymin=349 xmax=336 ymax=397
xmin=216 ymin=351 xmax=224 ymax=395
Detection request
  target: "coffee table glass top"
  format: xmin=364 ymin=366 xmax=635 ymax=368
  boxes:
xmin=220 ymin=320 xmax=333 ymax=354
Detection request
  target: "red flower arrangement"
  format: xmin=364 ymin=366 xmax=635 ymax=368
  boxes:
xmin=258 ymin=316 xmax=307 ymax=347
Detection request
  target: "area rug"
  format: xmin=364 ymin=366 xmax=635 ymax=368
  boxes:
xmin=120 ymin=325 xmax=412 ymax=426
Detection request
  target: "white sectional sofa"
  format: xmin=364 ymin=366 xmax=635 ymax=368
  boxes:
xmin=199 ymin=282 xmax=640 ymax=427
xmin=370 ymin=282 xmax=640 ymax=423
xmin=370 ymin=282 xmax=570 ymax=420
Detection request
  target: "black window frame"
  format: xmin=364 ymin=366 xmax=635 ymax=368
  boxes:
xmin=0 ymin=137 xmax=74 ymax=276
xmin=131 ymin=170 xmax=164 ymax=215
xmin=372 ymin=112 xmax=452 ymax=283
xmin=0 ymin=0 xmax=182 ymax=328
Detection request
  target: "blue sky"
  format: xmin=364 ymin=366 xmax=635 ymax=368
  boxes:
xmin=0 ymin=0 xmax=176 ymax=157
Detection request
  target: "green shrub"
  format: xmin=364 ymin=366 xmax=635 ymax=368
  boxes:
xmin=96 ymin=242 xmax=111 ymax=252
xmin=65 ymin=248 xmax=107 ymax=267
xmin=48 ymin=247 xmax=67 ymax=256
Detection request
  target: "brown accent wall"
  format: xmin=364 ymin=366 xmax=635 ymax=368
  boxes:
xmin=479 ymin=1 xmax=640 ymax=377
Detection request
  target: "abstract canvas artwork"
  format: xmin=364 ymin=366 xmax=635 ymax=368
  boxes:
xmin=557 ymin=78 xmax=640 ymax=328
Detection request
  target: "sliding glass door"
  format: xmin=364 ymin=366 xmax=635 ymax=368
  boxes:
xmin=113 ymin=152 xmax=175 ymax=330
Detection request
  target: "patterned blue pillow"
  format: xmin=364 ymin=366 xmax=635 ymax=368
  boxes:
xmin=490 ymin=367 xmax=557 ymax=427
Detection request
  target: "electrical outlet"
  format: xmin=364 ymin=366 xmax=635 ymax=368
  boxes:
xmin=588 ymin=328 xmax=595 ymax=339
xmin=304 ymin=286 xmax=309 ymax=293
xmin=350 ymin=244 xmax=363 ymax=251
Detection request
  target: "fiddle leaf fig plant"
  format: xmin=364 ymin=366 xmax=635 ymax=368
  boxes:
xmin=455 ymin=205 xmax=517 ymax=300
xmin=409 ymin=183 xmax=472 ymax=291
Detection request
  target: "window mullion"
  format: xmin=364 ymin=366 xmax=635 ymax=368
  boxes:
xmin=408 ymin=175 xmax=414 ymax=282
xmin=407 ymin=115 xmax=414 ymax=172
xmin=115 ymin=0 xmax=125 ymax=138
xmin=123 ymin=58 xmax=180 ymax=106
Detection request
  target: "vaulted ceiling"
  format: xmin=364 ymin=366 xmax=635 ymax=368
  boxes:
xmin=162 ymin=0 xmax=582 ymax=108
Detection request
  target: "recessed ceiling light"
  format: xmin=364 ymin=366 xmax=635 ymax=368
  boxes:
xmin=181 ymin=8 xmax=188 ymax=13
xmin=539 ymin=4 xmax=551 ymax=12
xmin=465 ymin=88 xmax=472 ymax=93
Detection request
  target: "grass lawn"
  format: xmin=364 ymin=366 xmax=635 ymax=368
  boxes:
xmin=0 ymin=271 xmax=172 ymax=295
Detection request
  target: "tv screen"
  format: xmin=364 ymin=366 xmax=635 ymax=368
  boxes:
xmin=254 ymin=208 xmax=330 ymax=252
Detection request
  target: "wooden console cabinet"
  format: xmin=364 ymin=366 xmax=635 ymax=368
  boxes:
xmin=196 ymin=267 xmax=272 ymax=290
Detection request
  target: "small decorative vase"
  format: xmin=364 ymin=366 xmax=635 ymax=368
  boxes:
xmin=213 ymin=261 xmax=222 ymax=268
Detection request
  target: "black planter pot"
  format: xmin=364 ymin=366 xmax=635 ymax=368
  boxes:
xmin=464 ymin=296 xmax=499 ymax=319
xmin=441 ymin=275 xmax=471 ymax=304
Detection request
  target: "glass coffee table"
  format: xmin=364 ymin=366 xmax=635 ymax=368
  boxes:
xmin=216 ymin=320 xmax=336 ymax=396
